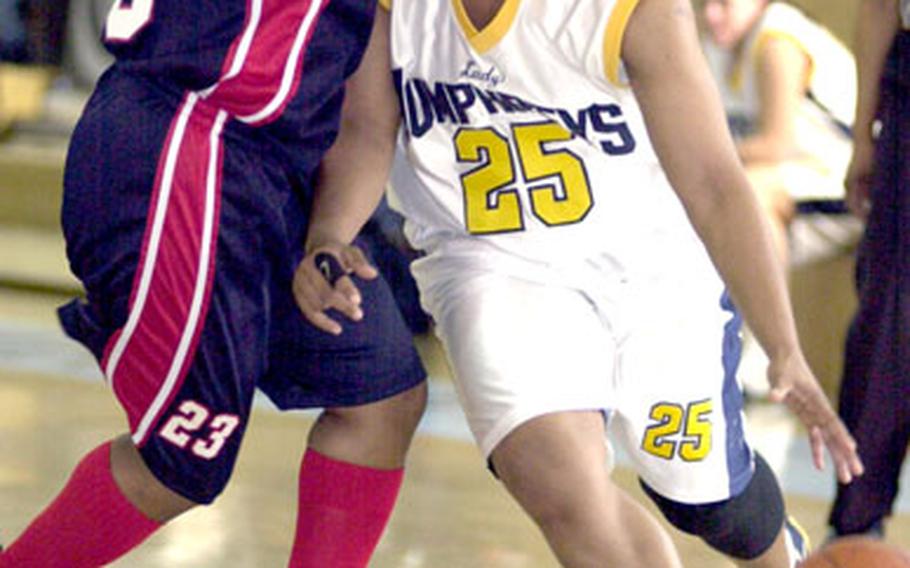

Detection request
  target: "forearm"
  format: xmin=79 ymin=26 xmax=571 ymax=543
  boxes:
xmin=304 ymin=7 xmax=399 ymax=253
xmin=853 ymin=0 xmax=899 ymax=147
xmin=684 ymin=167 xmax=800 ymax=359
xmin=735 ymin=133 xmax=800 ymax=164
xmin=625 ymin=0 xmax=801 ymax=360
xmin=305 ymin=124 xmax=397 ymax=252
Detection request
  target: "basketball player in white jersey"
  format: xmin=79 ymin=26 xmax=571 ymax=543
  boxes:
xmin=295 ymin=1 xmax=865 ymax=567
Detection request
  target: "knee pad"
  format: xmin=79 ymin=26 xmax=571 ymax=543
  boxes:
xmin=640 ymin=453 xmax=784 ymax=560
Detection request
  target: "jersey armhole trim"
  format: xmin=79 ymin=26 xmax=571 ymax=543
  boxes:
xmin=602 ymin=0 xmax=641 ymax=86
xmin=379 ymin=0 xmax=391 ymax=11
xmin=753 ymin=29 xmax=815 ymax=90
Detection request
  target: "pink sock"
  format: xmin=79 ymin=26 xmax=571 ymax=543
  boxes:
xmin=288 ymin=449 xmax=404 ymax=568
xmin=2 ymin=442 xmax=161 ymax=567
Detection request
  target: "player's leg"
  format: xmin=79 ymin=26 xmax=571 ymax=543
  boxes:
xmin=288 ymin=382 xmax=427 ymax=568
xmin=0 ymin=436 xmax=187 ymax=568
xmin=1 ymin=76 xmax=269 ymax=566
xmin=411 ymin=256 xmax=683 ymax=567
xmin=491 ymin=411 xmax=682 ymax=568
xmin=617 ymin=280 xmax=807 ymax=568
xmin=641 ymin=453 xmax=808 ymax=568
xmin=267 ymin=241 xmax=427 ymax=568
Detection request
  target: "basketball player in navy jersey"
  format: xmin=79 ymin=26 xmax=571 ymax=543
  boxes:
xmin=0 ymin=1 xmax=427 ymax=566
xmin=297 ymin=1 xmax=864 ymax=567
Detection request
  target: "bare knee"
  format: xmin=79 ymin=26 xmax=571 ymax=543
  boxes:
xmin=308 ymin=381 xmax=428 ymax=468
xmin=330 ymin=380 xmax=428 ymax=435
xmin=110 ymin=434 xmax=198 ymax=522
xmin=490 ymin=412 xmax=615 ymax=530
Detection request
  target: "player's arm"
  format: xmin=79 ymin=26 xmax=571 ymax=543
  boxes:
xmin=734 ymin=34 xmax=809 ymax=164
xmin=294 ymin=7 xmax=400 ymax=334
xmin=845 ymin=0 xmax=899 ymax=217
xmin=621 ymin=0 xmax=863 ymax=482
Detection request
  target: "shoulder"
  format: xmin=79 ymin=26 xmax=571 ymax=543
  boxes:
xmin=539 ymin=0 xmax=642 ymax=86
xmin=759 ymin=2 xmax=812 ymax=33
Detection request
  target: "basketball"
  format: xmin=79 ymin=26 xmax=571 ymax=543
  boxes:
xmin=800 ymin=537 xmax=910 ymax=567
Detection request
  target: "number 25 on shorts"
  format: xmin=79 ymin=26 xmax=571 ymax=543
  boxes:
xmin=641 ymin=399 xmax=713 ymax=462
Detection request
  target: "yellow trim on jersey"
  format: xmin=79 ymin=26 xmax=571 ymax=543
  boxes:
xmin=378 ymin=0 xmax=390 ymax=10
xmin=451 ymin=0 xmax=521 ymax=53
xmin=754 ymin=29 xmax=816 ymax=90
xmin=602 ymin=0 xmax=641 ymax=86
xmin=729 ymin=58 xmax=744 ymax=93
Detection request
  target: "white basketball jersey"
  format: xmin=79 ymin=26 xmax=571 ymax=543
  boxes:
xmin=702 ymin=3 xmax=855 ymax=156
xmin=902 ymin=0 xmax=910 ymax=29
xmin=383 ymin=0 xmax=716 ymax=279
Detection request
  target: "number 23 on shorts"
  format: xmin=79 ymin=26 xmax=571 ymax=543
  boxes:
xmin=641 ymin=399 xmax=713 ymax=462
xmin=106 ymin=0 xmax=154 ymax=41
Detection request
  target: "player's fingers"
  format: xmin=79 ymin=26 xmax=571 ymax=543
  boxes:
xmin=823 ymin=418 xmax=864 ymax=482
xmin=292 ymin=272 xmax=343 ymax=334
xmin=809 ymin=426 xmax=825 ymax=471
xmin=779 ymin=380 xmax=862 ymax=482
xmin=768 ymin=385 xmax=790 ymax=404
xmin=328 ymin=276 xmax=365 ymax=321
xmin=306 ymin=310 xmax=343 ymax=336
xmin=293 ymin=263 xmax=331 ymax=309
xmin=342 ymin=246 xmax=379 ymax=280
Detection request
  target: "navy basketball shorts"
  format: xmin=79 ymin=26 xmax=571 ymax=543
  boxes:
xmin=57 ymin=70 xmax=425 ymax=503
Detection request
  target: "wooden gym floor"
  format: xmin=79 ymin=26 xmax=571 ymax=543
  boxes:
xmin=0 ymin=287 xmax=908 ymax=567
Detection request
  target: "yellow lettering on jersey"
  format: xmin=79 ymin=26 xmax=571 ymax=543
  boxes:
xmin=455 ymin=128 xmax=524 ymax=234
xmin=454 ymin=122 xmax=593 ymax=235
xmin=514 ymin=122 xmax=593 ymax=227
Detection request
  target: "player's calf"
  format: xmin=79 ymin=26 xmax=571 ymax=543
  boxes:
xmin=0 ymin=441 xmax=162 ymax=567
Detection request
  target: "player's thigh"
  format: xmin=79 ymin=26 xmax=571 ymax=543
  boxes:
xmin=612 ymin=288 xmax=752 ymax=504
xmin=61 ymin=77 xmax=276 ymax=504
xmin=422 ymin=269 xmax=616 ymax=458
xmin=491 ymin=410 xmax=612 ymax=515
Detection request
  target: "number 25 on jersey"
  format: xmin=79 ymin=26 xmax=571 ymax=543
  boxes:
xmin=455 ymin=121 xmax=594 ymax=235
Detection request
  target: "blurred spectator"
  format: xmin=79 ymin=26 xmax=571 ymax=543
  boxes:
xmin=699 ymin=0 xmax=858 ymax=398
xmin=700 ymin=0 xmax=856 ymax=263
xmin=828 ymin=0 xmax=910 ymax=541
xmin=0 ymin=0 xmax=28 ymax=62
xmin=0 ymin=0 xmax=69 ymax=133
xmin=22 ymin=0 xmax=69 ymax=67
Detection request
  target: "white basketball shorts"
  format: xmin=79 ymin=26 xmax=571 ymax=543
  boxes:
xmin=412 ymin=239 xmax=755 ymax=504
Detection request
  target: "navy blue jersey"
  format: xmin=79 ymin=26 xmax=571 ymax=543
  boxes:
xmin=103 ymin=0 xmax=375 ymax=180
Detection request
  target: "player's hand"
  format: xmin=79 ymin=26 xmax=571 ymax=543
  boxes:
xmin=844 ymin=139 xmax=875 ymax=219
xmin=292 ymin=242 xmax=379 ymax=335
xmin=766 ymin=351 xmax=864 ymax=484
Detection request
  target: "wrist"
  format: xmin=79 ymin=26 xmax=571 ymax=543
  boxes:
xmin=304 ymin=233 xmax=347 ymax=256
